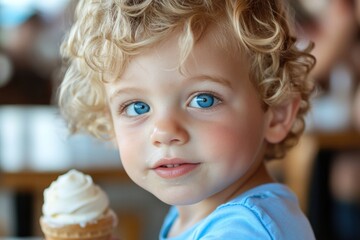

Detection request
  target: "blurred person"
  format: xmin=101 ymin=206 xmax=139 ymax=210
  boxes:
xmin=330 ymin=151 xmax=360 ymax=203
xmin=0 ymin=13 xmax=52 ymax=104
xmin=303 ymin=0 xmax=358 ymax=81
xmin=354 ymin=0 xmax=360 ymax=130
xmin=0 ymin=12 xmax=54 ymax=237
xmin=291 ymin=0 xmax=360 ymax=239
xmin=357 ymin=0 xmax=360 ymax=23
xmin=314 ymin=0 xmax=360 ymax=129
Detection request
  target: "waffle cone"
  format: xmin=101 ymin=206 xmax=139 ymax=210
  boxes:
xmin=40 ymin=213 xmax=115 ymax=240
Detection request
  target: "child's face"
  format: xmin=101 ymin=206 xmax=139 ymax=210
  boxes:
xmin=105 ymin=28 xmax=273 ymax=205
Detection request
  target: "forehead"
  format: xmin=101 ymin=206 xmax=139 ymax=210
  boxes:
xmin=104 ymin=21 xmax=259 ymax=108
xmin=105 ymin=28 xmax=253 ymax=105
xmin=120 ymin=22 xmax=247 ymax=78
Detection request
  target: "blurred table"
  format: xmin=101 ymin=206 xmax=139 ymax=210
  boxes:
xmin=0 ymin=105 xmax=129 ymax=188
xmin=283 ymin=130 xmax=360 ymax=212
xmin=2 ymin=238 xmax=42 ymax=240
xmin=313 ymin=131 xmax=360 ymax=150
xmin=0 ymin=105 xmax=130 ymax=236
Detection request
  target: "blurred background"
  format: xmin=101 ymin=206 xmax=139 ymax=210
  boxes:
xmin=0 ymin=0 xmax=360 ymax=239
xmin=0 ymin=0 xmax=168 ymax=239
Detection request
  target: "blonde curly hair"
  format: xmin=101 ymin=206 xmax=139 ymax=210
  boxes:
xmin=59 ymin=0 xmax=315 ymax=160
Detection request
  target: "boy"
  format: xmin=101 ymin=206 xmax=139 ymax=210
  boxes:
xmin=59 ymin=0 xmax=316 ymax=239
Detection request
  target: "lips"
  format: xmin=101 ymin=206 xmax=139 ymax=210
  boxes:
xmin=161 ymin=164 xmax=182 ymax=168
xmin=152 ymin=158 xmax=199 ymax=179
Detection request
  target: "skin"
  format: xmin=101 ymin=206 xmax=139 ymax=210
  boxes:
xmin=105 ymin=26 xmax=300 ymax=237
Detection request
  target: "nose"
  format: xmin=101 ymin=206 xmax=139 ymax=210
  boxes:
xmin=150 ymin=116 xmax=189 ymax=147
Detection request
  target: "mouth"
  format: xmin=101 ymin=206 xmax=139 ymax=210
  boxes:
xmin=152 ymin=158 xmax=200 ymax=179
xmin=159 ymin=164 xmax=183 ymax=168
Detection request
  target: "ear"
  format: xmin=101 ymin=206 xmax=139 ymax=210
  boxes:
xmin=265 ymin=96 xmax=301 ymax=144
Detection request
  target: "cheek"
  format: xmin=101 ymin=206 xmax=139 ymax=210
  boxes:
xmin=114 ymin=127 xmax=144 ymax=169
xmin=116 ymin=133 xmax=148 ymax=188
xmin=198 ymin=119 xmax=265 ymax=161
xmin=204 ymin=126 xmax=238 ymax=152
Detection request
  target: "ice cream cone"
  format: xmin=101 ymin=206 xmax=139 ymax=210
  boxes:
xmin=40 ymin=210 xmax=116 ymax=240
xmin=39 ymin=170 xmax=118 ymax=240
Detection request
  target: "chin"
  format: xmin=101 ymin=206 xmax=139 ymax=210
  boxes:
xmin=152 ymin=191 xmax=206 ymax=206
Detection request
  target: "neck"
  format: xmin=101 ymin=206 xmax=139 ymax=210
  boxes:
xmin=168 ymin=162 xmax=274 ymax=237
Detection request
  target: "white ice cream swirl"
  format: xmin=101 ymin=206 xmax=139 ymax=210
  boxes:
xmin=42 ymin=169 xmax=109 ymax=226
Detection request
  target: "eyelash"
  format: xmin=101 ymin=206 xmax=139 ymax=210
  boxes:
xmin=116 ymin=91 xmax=223 ymax=115
xmin=198 ymin=91 xmax=221 ymax=99
xmin=189 ymin=91 xmax=223 ymax=104
xmin=117 ymin=100 xmax=138 ymax=116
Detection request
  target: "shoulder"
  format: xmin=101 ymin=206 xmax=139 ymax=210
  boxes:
xmin=195 ymin=183 xmax=315 ymax=239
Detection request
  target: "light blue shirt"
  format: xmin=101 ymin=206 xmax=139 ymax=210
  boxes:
xmin=159 ymin=183 xmax=315 ymax=239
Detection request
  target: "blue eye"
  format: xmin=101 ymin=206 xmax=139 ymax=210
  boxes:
xmin=125 ymin=101 xmax=150 ymax=116
xmin=189 ymin=93 xmax=219 ymax=108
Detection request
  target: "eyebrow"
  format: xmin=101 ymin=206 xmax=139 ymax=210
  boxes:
xmin=109 ymin=87 xmax=143 ymax=103
xmin=185 ymin=74 xmax=233 ymax=88
xmin=109 ymin=74 xmax=232 ymax=102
